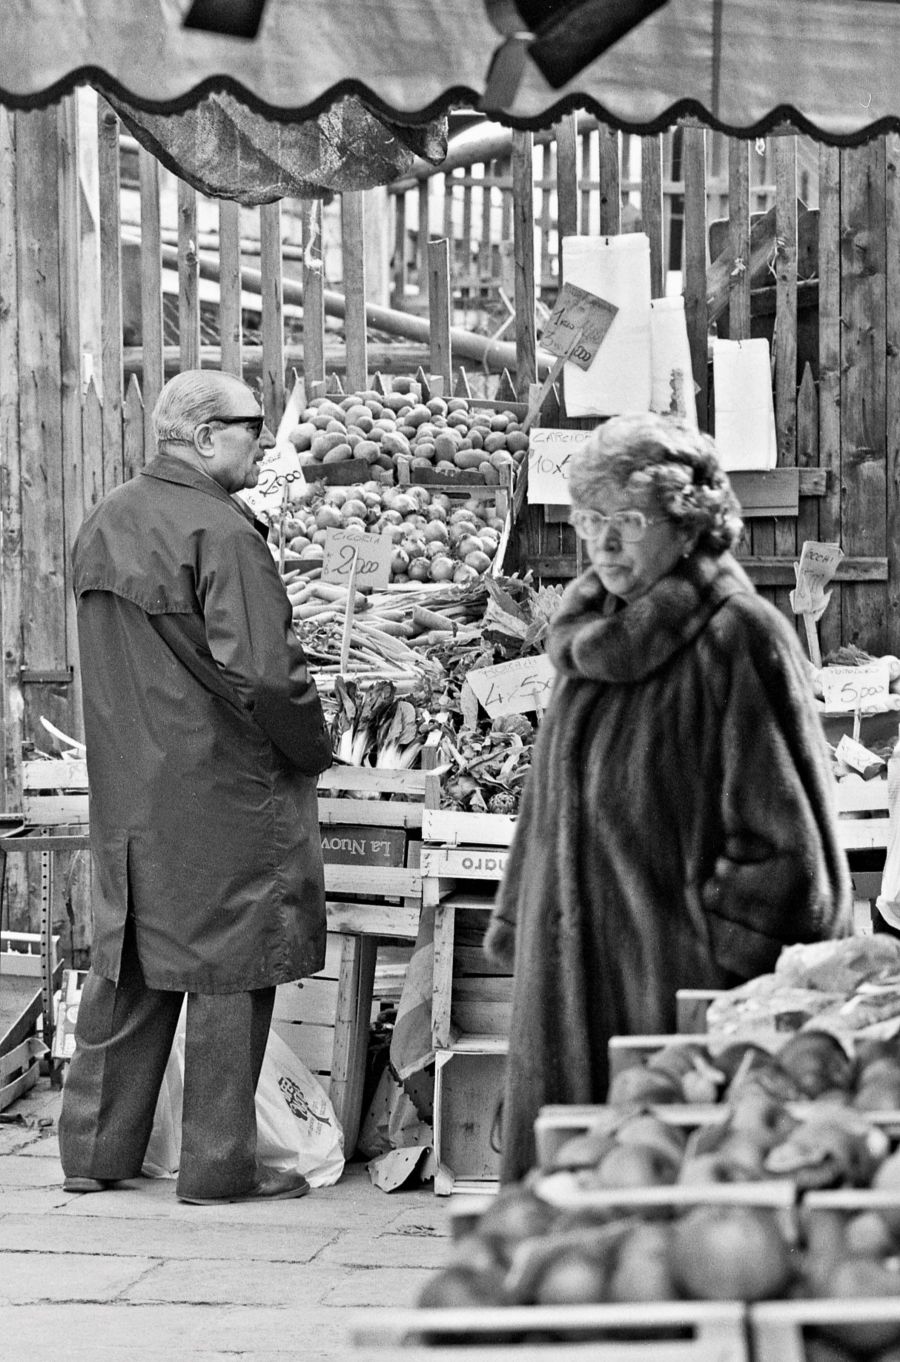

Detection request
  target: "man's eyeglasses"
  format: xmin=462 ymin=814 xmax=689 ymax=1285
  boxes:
xmin=569 ymin=508 xmax=662 ymax=543
xmin=208 ymin=415 xmax=265 ymax=439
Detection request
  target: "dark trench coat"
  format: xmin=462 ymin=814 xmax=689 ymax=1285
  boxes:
xmin=72 ymin=454 xmax=333 ymax=994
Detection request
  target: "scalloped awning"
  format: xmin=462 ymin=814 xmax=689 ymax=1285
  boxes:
xmin=3 ymin=0 xmax=900 ymax=147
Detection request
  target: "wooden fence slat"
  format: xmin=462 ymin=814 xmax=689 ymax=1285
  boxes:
xmin=177 ymin=179 xmax=201 ymax=373
xmin=554 ymin=116 xmax=579 ymax=267
xmin=773 ymin=138 xmax=799 ymax=617
xmin=462 ymin=161 xmax=474 ymax=293
xmin=840 ymin=140 xmax=888 ymax=652
xmin=392 ymin=188 xmax=407 ymax=309
xmin=888 ymin=132 xmax=900 ymax=656
xmin=97 ymin=99 xmax=123 ymax=491
xmin=417 ymin=179 xmax=430 ymax=306
xmin=218 ymin=197 xmax=243 ymax=379
xmin=301 ymin=198 xmax=325 ymax=387
xmin=580 ymin=130 xmax=593 ymax=235
xmin=818 ymin=143 xmax=843 ymax=656
xmin=597 ymin=126 xmax=621 ymax=236
xmin=796 ymin=362 xmax=821 ymax=563
xmin=123 ymin=373 xmax=144 ymax=483
xmin=341 ymin=191 xmax=368 ymax=394
xmin=538 ymin=141 xmax=553 ymax=290
xmin=0 ymin=107 xmax=23 ymax=817
xmin=260 ymin=200 xmax=285 ymax=423
xmin=682 ymin=125 xmax=709 ymax=429
xmin=81 ymin=377 xmax=104 ymax=513
xmin=640 ymin=134 xmax=664 ymax=298
xmin=427 ymin=237 xmax=452 ymax=390
xmin=512 ymin=130 xmax=536 ymax=400
xmin=57 ymin=95 xmax=83 ymax=736
xmin=727 ymin=140 xmax=751 ymax=340
xmin=138 ymin=146 xmax=164 ymax=444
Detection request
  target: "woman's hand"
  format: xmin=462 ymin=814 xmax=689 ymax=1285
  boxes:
xmin=483 ymin=916 xmax=516 ymax=970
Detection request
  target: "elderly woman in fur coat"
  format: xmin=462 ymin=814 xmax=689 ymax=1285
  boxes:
xmin=485 ymin=412 xmax=852 ymax=1183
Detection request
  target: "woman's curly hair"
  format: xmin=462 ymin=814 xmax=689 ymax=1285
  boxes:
xmin=568 ymin=413 xmax=743 ymax=554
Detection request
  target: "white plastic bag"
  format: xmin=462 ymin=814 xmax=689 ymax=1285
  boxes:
xmin=143 ymin=1010 xmax=345 ymax=1188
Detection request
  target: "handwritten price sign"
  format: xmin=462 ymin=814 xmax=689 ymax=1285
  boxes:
xmin=820 ymin=660 xmax=891 ymax=713
xmin=239 ymin=448 xmax=308 ymax=520
xmin=541 ymin=282 xmax=619 ymax=371
xmin=527 ymin=428 xmax=588 ymax=505
xmin=465 ymin=654 xmax=556 ymax=718
xmin=322 ymin=528 xmax=392 ymax=589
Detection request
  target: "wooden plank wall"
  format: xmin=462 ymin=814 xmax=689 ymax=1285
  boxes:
xmin=3 ymin=95 xmax=900 ymax=940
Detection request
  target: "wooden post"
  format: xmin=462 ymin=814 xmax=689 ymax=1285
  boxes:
xmin=97 ymin=98 xmax=124 ymax=490
xmin=260 ymin=200 xmax=285 ymax=426
xmin=840 ymin=140 xmax=888 ymax=653
xmin=177 ymin=179 xmax=201 ymax=373
xmin=554 ymin=115 xmax=579 ymax=263
xmin=427 ymin=238 xmax=452 ymax=390
xmin=886 ymin=132 xmax=900 ymax=657
xmin=682 ymin=125 xmax=708 ymax=430
xmin=641 ymin=135 xmax=664 ymax=298
xmin=512 ymin=129 xmax=536 ymax=400
xmin=0 ymin=107 xmax=23 ymax=819
xmin=218 ymin=198 xmax=243 ymax=379
xmin=773 ymin=138 xmax=799 ymax=618
xmin=417 ymin=179 xmax=430 ymax=307
xmin=138 ymin=146 xmax=164 ymax=447
xmin=341 ymin=191 xmax=368 ymax=393
xmin=301 ymin=198 xmax=325 ymax=387
xmin=727 ymin=140 xmax=751 ymax=341
xmin=818 ymin=145 xmax=843 ymax=656
xmin=597 ymin=125 xmax=621 ymax=236
xmin=391 ymin=188 xmax=407 ymax=309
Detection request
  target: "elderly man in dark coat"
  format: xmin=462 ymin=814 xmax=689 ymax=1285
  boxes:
xmin=59 ymin=369 xmax=332 ymax=1205
xmin=485 ymin=413 xmax=852 ymax=1184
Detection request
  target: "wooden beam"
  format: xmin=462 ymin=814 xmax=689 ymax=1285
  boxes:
xmin=512 ymin=130 xmax=536 ymax=399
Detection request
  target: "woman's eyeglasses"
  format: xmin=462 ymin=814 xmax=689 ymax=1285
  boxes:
xmin=209 ymin=415 xmax=265 ymax=439
xmin=569 ymin=508 xmax=662 ymax=543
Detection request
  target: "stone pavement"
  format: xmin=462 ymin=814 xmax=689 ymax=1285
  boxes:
xmin=0 ymin=1076 xmax=452 ymax=1362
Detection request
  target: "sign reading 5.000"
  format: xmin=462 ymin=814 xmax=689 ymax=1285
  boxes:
xmin=820 ymin=660 xmax=891 ymax=713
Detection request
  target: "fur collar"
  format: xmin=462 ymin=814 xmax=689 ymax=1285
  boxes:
xmin=548 ymin=550 xmax=755 ymax=682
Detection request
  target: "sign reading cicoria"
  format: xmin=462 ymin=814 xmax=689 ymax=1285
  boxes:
xmin=527 ymin=428 xmax=587 ymax=505
xmin=321 ymin=528 xmax=392 ymax=589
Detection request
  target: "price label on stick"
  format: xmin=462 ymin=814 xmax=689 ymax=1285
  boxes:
xmin=322 ymin=529 xmax=392 ymax=590
xmin=541 ymin=282 xmax=619 ymax=370
xmin=465 ymin=655 xmax=556 ymax=719
xmin=527 ymin=428 xmax=587 ymax=505
xmin=820 ymin=660 xmax=891 ymax=713
xmin=789 ymin=541 xmax=843 ymax=617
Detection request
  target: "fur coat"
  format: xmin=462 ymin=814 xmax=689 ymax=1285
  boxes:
xmin=487 ymin=550 xmax=852 ymax=1182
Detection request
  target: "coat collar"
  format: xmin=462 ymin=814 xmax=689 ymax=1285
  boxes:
xmin=548 ymin=550 xmax=755 ymax=682
xmin=141 ymin=454 xmax=268 ymax=536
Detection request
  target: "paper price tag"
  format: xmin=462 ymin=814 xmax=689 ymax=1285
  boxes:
xmin=541 ymin=282 xmax=619 ymax=370
xmin=238 ymin=447 xmax=308 ymax=521
xmin=791 ymin=540 xmax=843 ymax=617
xmin=526 ymin=428 xmax=587 ymax=505
xmin=820 ymin=660 xmax=891 ymax=713
xmin=465 ymin=654 xmax=556 ymax=718
xmin=321 ymin=529 xmax=392 ymax=589
xmin=835 ymin=734 xmax=886 ymax=778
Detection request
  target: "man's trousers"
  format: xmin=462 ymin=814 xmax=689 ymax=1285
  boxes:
xmin=58 ymin=921 xmax=276 ymax=1200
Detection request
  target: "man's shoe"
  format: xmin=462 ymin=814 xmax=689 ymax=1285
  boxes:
xmin=63 ymin=1176 xmax=114 ymax=1193
xmin=177 ymin=1167 xmax=311 ymax=1206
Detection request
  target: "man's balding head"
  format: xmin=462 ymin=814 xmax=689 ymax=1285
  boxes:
xmin=152 ymin=370 xmax=256 ymax=447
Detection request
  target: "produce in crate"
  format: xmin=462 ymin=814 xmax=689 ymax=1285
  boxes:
xmin=281 ymin=479 xmax=506 ymax=583
xmin=288 ymin=386 xmax=528 ymax=486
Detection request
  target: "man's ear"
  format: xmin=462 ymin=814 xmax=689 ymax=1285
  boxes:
xmin=193 ymin=422 xmax=216 ymax=460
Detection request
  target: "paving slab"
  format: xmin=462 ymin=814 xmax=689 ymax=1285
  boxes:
xmin=0 ymin=1250 xmax=159 ymax=1304
xmin=0 ymin=1212 xmax=339 ymax=1262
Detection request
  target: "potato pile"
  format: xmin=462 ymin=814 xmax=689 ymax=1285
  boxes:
xmin=419 ymin=1183 xmax=796 ymax=1310
xmin=419 ymin=1183 xmax=900 ymax=1357
xmin=541 ymin=1032 xmax=900 ymax=1192
xmin=288 ymin=380 xmax=528 ymax=485
xmin=282 ymin=480 xmax=506 ymax=584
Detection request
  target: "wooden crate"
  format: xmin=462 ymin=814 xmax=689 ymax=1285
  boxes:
xmin=0 ymin=1034 xmax=46 ymax=1112
xmin=350 ymin=1301 xmax=750 ymax=1362
xmin=752 ymin=1298 xmax=900 ymax=1362
xmin=422 ymin=808 xmax=517 ymax=1195
xmin=21 ymin=757 xmax=88 ymax=826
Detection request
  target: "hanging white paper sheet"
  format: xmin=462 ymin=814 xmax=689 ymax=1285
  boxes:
xmin=650 ymin=296 xmax=697 ymax=427
xmin=561 ymin=234 xmax=652 ymax=417
xmin=712 ymin=338 xmax=777 ymax=471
